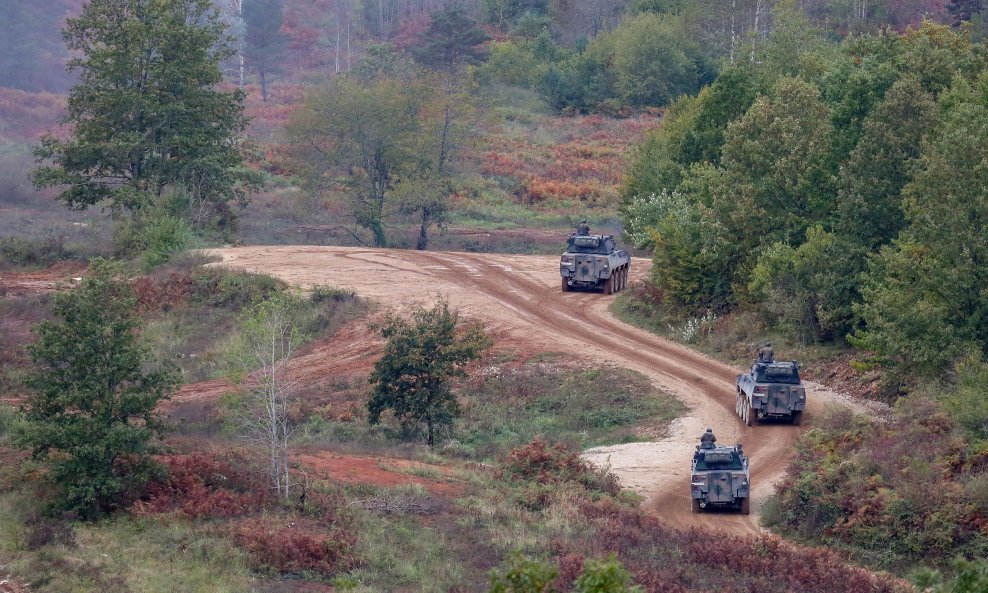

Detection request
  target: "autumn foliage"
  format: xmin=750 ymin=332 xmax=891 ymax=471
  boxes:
xmin=134 ymin=452 xmax=271 ymax=518
xmin=233 ymin=514 xmax=356 ymax=574
xmin=497 ymin=439 xmax=908 ymax=593
xmin=498 ymin=437 xmax=620 ymax=497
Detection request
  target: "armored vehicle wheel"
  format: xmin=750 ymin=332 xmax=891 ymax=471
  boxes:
xmin=561 ymin=277 xmax=570 ymax=292
xmin=621 ymin=267 xmax=628 ymax=290
xmin=740 ymin=497 xmax=750 ymax=515
xmin=791 ymin=411 xmax=802 ymax=426
xmin=744 ymin=405 xmax=755 ymax=427
xmin=735 ymin=392 xmax=741 ymax=416
xmin=605 ymin=274 xmax=614 ymax=295
xmin=691 ymin=498 xmax=701 ymax=513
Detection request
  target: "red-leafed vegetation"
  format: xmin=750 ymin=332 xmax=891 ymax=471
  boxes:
xmin=134 ymin=452 xmax=272 ymax=518
xmin=495 ymin=439 xmax=909 ymax=593
xmin=233 ymin=510 xmax=356 ymax=574
xmin=471 ymin=113 xmax=660 ymax=207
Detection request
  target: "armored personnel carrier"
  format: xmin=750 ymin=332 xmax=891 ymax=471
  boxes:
xmin=736 ymin=361 xmax=806 ymax=426
xmin=559 ymin=234 xmax=630 ymax=294
xmin=690 ymin=443 xmax=750 ymax=514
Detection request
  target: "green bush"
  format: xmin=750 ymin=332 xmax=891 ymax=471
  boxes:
xmin=0 ymin=235 xmax=73 ymax=268
xmin=0 ymin=405 xmax=24 ymax=444
xmin=141 ymin=215 xmax=200 ymax=267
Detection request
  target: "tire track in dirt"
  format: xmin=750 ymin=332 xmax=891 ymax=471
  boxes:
xmin=204 ymin=246 xmax=869 ymax=537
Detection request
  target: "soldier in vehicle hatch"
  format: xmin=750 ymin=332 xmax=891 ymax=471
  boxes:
xmin=757 ymin=341 xmax=774 ymax=363
xmin=699 ymin=427 xmax=717 ymax=449
xmin=576 ymin=220 xmax=590 ymax=235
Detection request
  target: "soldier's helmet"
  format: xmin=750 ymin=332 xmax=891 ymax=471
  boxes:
xmin=705 ymin=427 xmax=713 ymax=433
xmin=765 ymin=341 xmax=772 ymax=347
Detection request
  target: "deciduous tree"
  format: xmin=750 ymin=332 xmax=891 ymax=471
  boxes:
xmin=853 ymin=78 xmax=988 ymax=378
xmin=231 ymin=293 xmax=304 ymax=501
xmin=32 ymin=0 xmax=259 ymax=228
xmin=368 ymin=300 xmax=491 ymax=445
xmin=17 ymin=260 xmax=178 ymax=518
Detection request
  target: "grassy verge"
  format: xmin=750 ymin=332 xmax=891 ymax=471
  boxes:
xmin=0 ymin=490 xmax=254 ymax=593
xmin=293 ymin=358 xmax=685 ymax=461
xmin=135 ymin=261 xmax=364 ymax=385
xmin=610 ymin=287 xmax=847 ymax=368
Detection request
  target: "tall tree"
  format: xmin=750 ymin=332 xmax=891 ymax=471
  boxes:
xmin=411 ymin=5 xmax=490 ymax=73
xmin=288 ymin=75 xmax=429 ymax=247
xmin=716 ymin=76 xmax=834 ymax=250
xmin=16 ymin=260 xmax=178 ymax=518
xmin=288 ymin=59 xmax=473 ymax=249
xmin=836 ymin=76 xmax=935 ymax=249
xmin=243 ymin=0 xmax=288 ymax=102
xmin=854 ymin=79 xmax=988 ymax=378
xmin=32 ymin=0 xmax=259 ymax=228
xmin=947 ymin=0 xmax=984 ymax=26
xmin=0 ymin=1 xmax=72 ymax=92
xmin=368 ymin=300 xmax=491 ymax=445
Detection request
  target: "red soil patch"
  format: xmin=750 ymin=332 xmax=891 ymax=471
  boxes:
xmin=295 ymin=451 xmax=462 ymax=497
xmin=0 ymin=261 xmax=87 ymax=297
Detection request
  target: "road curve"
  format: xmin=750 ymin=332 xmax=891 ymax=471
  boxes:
xmin=205 ymin=246 xmax=842 ymax=536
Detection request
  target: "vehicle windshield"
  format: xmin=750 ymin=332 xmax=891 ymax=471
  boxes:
xmin=754 ymin=363 xmax=800 ymax=384
xmin=567 ymin=236 xmax=610 ymax=254
xmin=694 ymin=450 xmax=745 ymax=471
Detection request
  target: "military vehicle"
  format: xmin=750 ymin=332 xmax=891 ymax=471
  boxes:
xmin=736 ymin=361 xmax=806 ymax=426
xmin=559 ymin=234 xmax=631 ymax=294
xmin=690 ymin=443 xmax=750 ymax=514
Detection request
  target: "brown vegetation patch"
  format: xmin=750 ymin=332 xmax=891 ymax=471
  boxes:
xmin=134 ymin=452 xmax=272 ymax=519
xmin=233 ymin=514 xmax=356 ymax=575
xmin=801 ymin=354 xmax=881 ymax=401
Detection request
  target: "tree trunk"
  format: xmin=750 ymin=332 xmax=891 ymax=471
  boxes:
xmin=417 ymin=207 xmax=430 ymax=250
xmin=730 ymin=0 xmax=737 ymax=64
xmin=259 ymin=67 xmax=268 ymax=102
xmin=750 ymin=0 xmax=762 ymax=63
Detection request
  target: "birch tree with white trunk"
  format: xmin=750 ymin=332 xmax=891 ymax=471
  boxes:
xmin=234 ymin=294 xmax=304 ymax=501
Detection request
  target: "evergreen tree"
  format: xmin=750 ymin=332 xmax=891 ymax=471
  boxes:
xmin=32 ymin=0 xmax=259 ymax=227
xmin=947 ymin=0 xmax=984 ymax=26
xmin=243 ymin=0 xmax=288 ymax=102
xmin=411 ymin=6 xmax=490 ymax=72
xmin=17 ymin=260 xmax=178 ymax=518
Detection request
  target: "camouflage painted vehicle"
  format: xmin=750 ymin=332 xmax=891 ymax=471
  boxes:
xmin=559 ymin=234 xmax=630 ymax=294
xmin=690 ymin=443 xmax=750 ymax=514
xmin=736 ymin=361 xmax=806 ymax=426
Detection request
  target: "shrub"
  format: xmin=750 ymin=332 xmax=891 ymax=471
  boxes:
xmin=309 ymin=285 xmax=356 ymax=304
xmin=233 ymin=515 xmax=355 ymax=575
xmin=24 ymin=513 xmax=76 ymax=550
xmin=763 ymin=403 xmax=988 ymax=571
xmin=498 ymin=438 xmax=621 ymax=498
xmin=140 ymin=215 xmax=200 ymax=268
xmin=134 ymin=453 xmax=271 ymax=518
xmin=0 ymin=235 xmax=73 ymax=269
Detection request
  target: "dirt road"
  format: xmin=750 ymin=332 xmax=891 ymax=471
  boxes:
xmin=206 ymin=246 xmax=865 ymax=537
